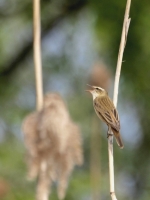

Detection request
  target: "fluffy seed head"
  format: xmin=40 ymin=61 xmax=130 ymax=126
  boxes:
xmin=22 ymin=92 xmax=83 ymax=200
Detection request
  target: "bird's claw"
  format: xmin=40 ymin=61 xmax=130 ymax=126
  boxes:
xmin=107 ymin=133 xmax=113 ymax=138
xmin=107 ymin=126 xmax=113 ymax=138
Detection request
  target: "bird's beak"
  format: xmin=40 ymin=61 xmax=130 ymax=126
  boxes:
xmin=86 ymin=84 xmax=94 ymax=93
xmin=85 ymin=89 xmax=92 ymax=93
xmin=87 ymin=84 xmax=94 ymax=88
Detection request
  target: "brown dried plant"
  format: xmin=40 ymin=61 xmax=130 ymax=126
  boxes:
xmin=22 ymin=93 xmax=83 ymax=200
xmin=0 ymin=179 xmax=9 ymax=199
xmin=22 ymin=112 xmax=41 ymax=180
xmin=88 ymin=62 xmax=112 ymax=91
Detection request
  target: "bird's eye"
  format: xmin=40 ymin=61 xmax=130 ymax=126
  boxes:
xmin=96 ymin=88 xmax=99 ymax=90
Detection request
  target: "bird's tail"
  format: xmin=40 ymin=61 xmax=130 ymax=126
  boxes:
xmin=111 ymin=128 xmax=124 ymax=149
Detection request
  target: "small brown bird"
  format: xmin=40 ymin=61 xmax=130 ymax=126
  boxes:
xmin=86 ymin=85 xmax=124 ymax=149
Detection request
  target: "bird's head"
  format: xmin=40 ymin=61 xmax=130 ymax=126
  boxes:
xmin=86 ymin=84 xmax=106 ymax=100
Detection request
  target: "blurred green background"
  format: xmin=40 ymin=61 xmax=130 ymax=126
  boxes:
xmin=0 ymin=0 xmax=150 ymax=199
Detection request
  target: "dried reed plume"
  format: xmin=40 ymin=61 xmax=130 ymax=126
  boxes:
xmin=88 ymin=62 xmax=111 ymax=91
xmin=22 ymin=93 xmax=83 ymax=200
xmin=22 ymin=112 xmax=41 ymax=180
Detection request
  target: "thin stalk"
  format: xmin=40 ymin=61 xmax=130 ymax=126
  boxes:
xmin=33 ymin=0 xmax=47 ymax=199
xmin=108 ymin=0 xmax=131 ymax=200
xmin=33 ymin=0 xmax=43 ymax=111
xmin=113 ymin=0 xmax=131 ymax=106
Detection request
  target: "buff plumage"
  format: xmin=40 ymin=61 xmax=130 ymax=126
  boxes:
xmin=86 ymin=85 xmax=124 ymax=149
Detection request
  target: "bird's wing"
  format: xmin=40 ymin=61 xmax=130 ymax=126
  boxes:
xmin=94 ymin=97 xmax=120 ymax=131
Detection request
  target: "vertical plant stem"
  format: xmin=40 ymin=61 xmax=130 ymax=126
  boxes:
xmin=33 ymin=0 xmax=47 ymax=199
xmin=33 ymin=0 xmax=43 ymax=111
xmin=113 ymin=0 xmax=131 ymax=106
xmin=108 ymin=0 xmax=131 ymax=200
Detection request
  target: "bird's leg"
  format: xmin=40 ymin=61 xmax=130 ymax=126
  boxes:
xmin=107 ymin=126 xmax=113 ymax=138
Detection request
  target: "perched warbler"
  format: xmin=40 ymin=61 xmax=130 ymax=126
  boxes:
xmin=86 ymin=85 xmax=124 ymax=149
